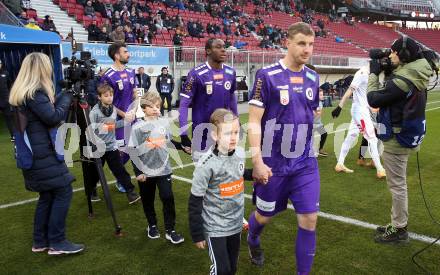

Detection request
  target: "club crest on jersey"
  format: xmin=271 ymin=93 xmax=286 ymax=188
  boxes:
xmin=239 ymin=162 xmax=244 ymax=173
xmin=206 ymin=82 xmax=213 ymax=94
xmin=116 ymin=80 xmax=124 ymax=90
xmin=130 ymin=77 xmax=134 ymax=84
xmin=224 ymin=81 xmax=232 ymax=90
xmin=213 ymin=74 xmax=224 ymax=80
xmin=290 ymin=77 xmax=303 ymax=84
xmin=306 ymin=88 xmax=314 ymax=100
xmin=280 ymin=90 xmax=289 ymax=105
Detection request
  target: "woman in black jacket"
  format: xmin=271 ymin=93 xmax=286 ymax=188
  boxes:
xmin=9 ymin=53 xmax=84 ymax=255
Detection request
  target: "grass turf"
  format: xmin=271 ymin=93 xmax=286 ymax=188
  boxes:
xmin=1 ymin=92 xmax=440 ymax=274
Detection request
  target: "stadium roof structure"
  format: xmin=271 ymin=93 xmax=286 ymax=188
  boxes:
xmin=348 ymin=0 xmax=440 ymax=21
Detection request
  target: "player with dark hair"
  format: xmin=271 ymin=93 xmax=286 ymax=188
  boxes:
xmin=179 ymin=38 xmax=238 ymax=158
xmin=247 ymin=22 xmax=320 ymax=274
xmin=101 ymin=42 xmax=138 ymax=192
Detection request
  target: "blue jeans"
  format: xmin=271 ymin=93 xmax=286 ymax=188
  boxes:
xmin=33 ymin=184 xmax=73 ymax=246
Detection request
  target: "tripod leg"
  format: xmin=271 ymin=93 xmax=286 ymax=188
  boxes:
xmin=95 ymin=158 xmax=122 ymax=236
xmin=82 ymin=160 xmax=95 ymax=218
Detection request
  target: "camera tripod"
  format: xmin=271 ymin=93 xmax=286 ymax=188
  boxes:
xmin=67 ymin=88 xmax=122 ymax=236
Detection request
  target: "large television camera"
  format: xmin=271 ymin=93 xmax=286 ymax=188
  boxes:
xmin=369 ymin=48 xmax=393 ymax=75
xmin=60 ymin=51 xmax=97 ymax=98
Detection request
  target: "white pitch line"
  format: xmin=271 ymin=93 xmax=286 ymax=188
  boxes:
xmin=427 ymin=100 xmax=440 ymax=105
xmin=426 ymin=106 xmax=440 ymax=112
xmin=171 ymin=175 xmax=440 ymax=246
xmin=0 ymin=162 xmax=195 ymax=210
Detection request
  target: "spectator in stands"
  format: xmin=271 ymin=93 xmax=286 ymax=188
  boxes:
xmin=139 ymin=25 xmax=153 ymax=45
xmin=110 ymin=25 xmax=125 ymax=43
xmin=259 ymin=35 xmax=273 ymax=48
xmin=125 ymin=25 xmax=137 ymax=43
xmin=103 ymin=0 xmax=114 ymax=18
xmin=187 ymin=20 xmax=200 ymax=38
xmin=169 ymin=16 xmax=179 ymax=29
xmin=164 ymin=0 xmax=176 ymax=8
xmin=233 ymin=39 xmax=247 ymax=50
xmin=154 ymin=13 xmax=166 ymax=31
xmin=155 ymin=67 xmax=174 ymax=116
xmin=93 ymin=0 xmax=106 ymax=18
xmin=176 ymin=0 xmax=185 ymax=10
xmin=138 ymin=11 xmax=151 ymax=26
xmin=120 ymin=5 xmax=130 ymax=18
xmin=102 ymin=18 xmax=112 ymax=34
xmin=138 ymin=1 xmax=151 ymax=13
xmin=113 ymin=0 xmax=123 ymax=12
xmin=136 ymin=67 xmax=151 ymax=93
xmin=224 ymin=38 xmax=232 ymax=49
xmin=223 ymin=23 xmax=232 ymax=36
xmin=25 ymin=18 xmax=41 ymax=31
xmin=87 ymin=20 xmax=101 ymax=41
xmin=129 ymin=6 xmax=139 ymax=24
xmin=41 ymin=15 xmax=57 ymax=32
xmin=84 ymin=1 xmax=97 ymax=20
xmin=163 ymin=16 xmax=173 ymax=30
xmin=173 ymin=27 xmax=184 ymax=62
xmin=18 ymin=11 xmax=28 ymax=25
xmin=98 ymin=26 xmax=110 ymax=42
xmin=112 ymin=10 xmax=121 ymax=25
xmin=207 ymin=23 xmax=216 ymax=35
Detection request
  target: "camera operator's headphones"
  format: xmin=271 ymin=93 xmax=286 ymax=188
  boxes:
xmin=397 ymin=35 xmax=422 ymax=63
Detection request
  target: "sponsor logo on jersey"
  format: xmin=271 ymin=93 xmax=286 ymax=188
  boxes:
xmin=306 ymin=87 xmax=314 ymax=100
xmin=276 ymin=85 xmax=289 ymax=89
xmin=290 ymin=77 xmax=304 ymax=84
xmin=102 ymin=122 xmax=115 ymax=132
xmin=239 ymin=162 xmax=244 ymax=173
xmin=306 ymin=72 xmax=316 ymax=82
xmin=224 ymin=81 xmax=232 ymax=90
xmin=219 ymin=178 xmax=244 ymax=197
xmin=225 ymin=68 xmax=234 ymax=75
xmin=120 ymin=72 xmax=128 ymax=79
xmin=280 ymin=89 xmax=289 ymax=105
xmin=292 ymin=86 xmax=303 ymax=93
xmin=145 ymin=136 xmax=166 ymax=149
xmin=213 ymin=74 xmax=224 ymax=80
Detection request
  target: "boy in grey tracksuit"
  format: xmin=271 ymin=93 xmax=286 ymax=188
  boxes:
xmin=128 ymin=91 xmax=184 ymax=244
xmin=89 ymin=84 xmax=140 ymax=204
xmin=188 ymin=108 xmax=252 ymax=275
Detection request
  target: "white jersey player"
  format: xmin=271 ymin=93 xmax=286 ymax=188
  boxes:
xmin=331 ymin=66 xmax=386 ymax=179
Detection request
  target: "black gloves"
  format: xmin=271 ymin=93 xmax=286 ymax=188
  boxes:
xmin=180 ymin=135 xmax=191 ymax=148
xmin=331 ymin=106 xmax=342 ymax=118
xmin=369 ymin=59 xmax=382 ymax=75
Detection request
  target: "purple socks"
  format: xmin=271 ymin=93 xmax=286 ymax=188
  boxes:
xmin=296 ymin=227 xmax=316 ymax=275
xmin=247 ymin=212 xmax=265 ymax=247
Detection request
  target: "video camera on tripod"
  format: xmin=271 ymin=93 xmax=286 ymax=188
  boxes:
xmin=60 ymin=51 xmax=97 ymax=99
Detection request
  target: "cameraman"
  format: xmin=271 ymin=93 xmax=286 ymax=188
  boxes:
xmin=367 ymin=36 xmax=433 ymax=244
xmin=9 ymin=53 xmax=84 ymax=254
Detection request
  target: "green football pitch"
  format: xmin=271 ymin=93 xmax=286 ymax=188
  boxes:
xmin=1 ymin=92 xmax=440 ymax=274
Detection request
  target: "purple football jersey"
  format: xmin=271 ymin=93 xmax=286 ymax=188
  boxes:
xmin=249 ymin=60 xmax=320 ymax=176
xmin=179 ymin=62 xmax=238 ymax=135
xmin=100 ymin=66 xmax=136 ymax=142
xmin=100 ymin=66 xmax=136 ymax=114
